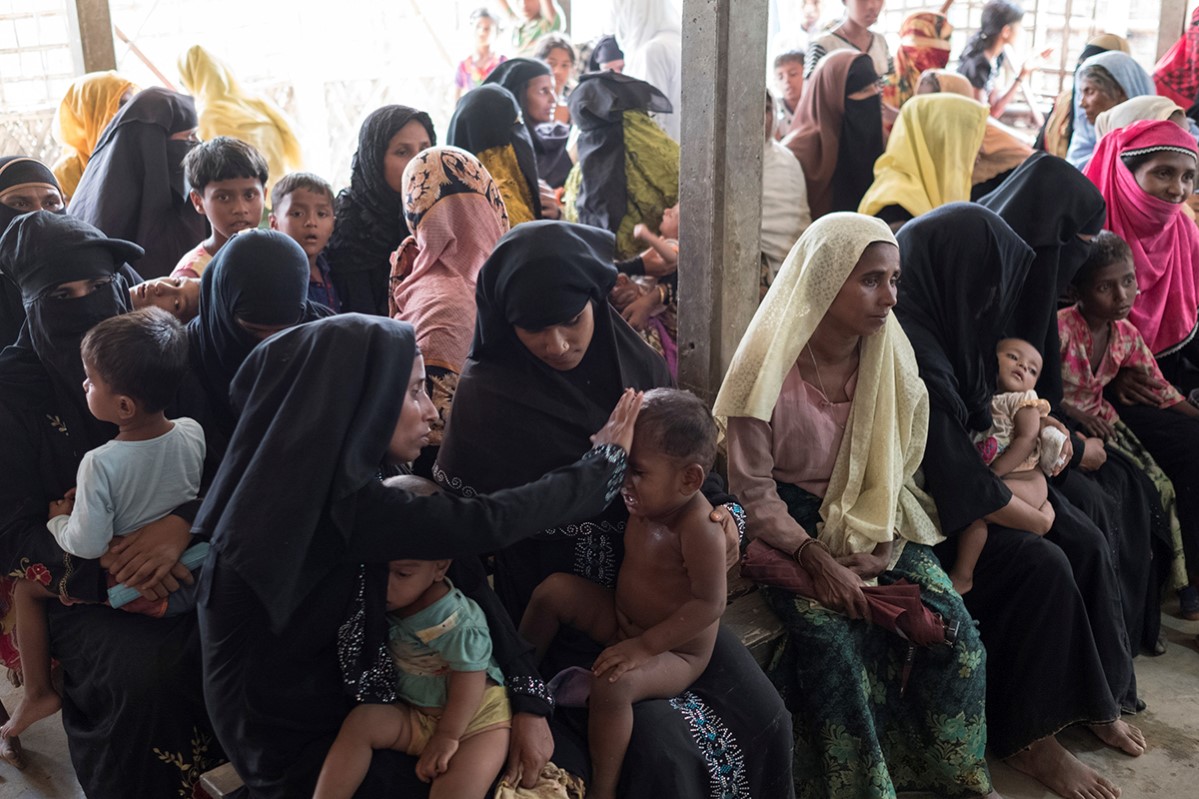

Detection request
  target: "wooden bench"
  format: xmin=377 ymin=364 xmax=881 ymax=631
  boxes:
xmin=197 ymin=572 xmax=785 ymax=797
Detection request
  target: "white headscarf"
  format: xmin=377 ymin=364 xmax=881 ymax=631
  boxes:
xmin=715 ymin=213 xmax=943 ymax=556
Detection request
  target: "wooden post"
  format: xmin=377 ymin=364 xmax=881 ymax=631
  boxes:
xmin=1157 ymin=0 xmax=1188 ymax=62
xmin=68 ymin=0 xmax=116 ymax=73
xmin=677 ymin=0 xmax=769 ymax=403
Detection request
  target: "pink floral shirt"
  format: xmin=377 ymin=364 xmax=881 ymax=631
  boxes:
xmin=1057 ymin=305 xmax=1184 ymax=423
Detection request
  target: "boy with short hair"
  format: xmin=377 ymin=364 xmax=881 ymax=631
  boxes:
xmin=0 ymin=308 xmax=205 ymax=740
xmin=773 ymin=49 xmax=805 ymax=139
xmin=269 ymin=172 xmax=340 ymax=312
xmin=519 ymin=388 xmax=727 ymax=799
xmin=171 ymin=135 xmax=268 ymax=279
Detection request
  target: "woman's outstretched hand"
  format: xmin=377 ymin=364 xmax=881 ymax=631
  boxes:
xmin=590 ymin=388 xmax=644 ymax=453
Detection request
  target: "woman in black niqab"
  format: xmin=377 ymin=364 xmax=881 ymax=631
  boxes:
xmin=0 ymin=210 xmax=218 ymax=798
xmin=325 ymin=105 xmax=436 ymax=316
xmin=194 ymin=312 xmax=634 ymax=796
xmin=894 ymin=203 xmax=1140 ymax=768
xmin=978 ymin=151 xmax=1106 ymax=406
xmin=835 ymin=55 xmax=886 ymax=213
xmin=67 ymin=86 xmax=205 ymax=279
xmin=436 ymin=221 xmax=795 ymax=799
xmin=484 ymin=57 xmax=573 ymax=188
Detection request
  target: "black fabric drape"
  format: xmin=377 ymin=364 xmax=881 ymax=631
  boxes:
xmin=833 ymin=56 xmax=884 ymax=214
xmin=895 ymin=204 xmax=1134 ymax=753
xmin=483 ymin=58 xmax=574 ymax=188
xmin=979 ymin=152 xmax=1106 ymax=405
xmin=325 ymin=105 xmax=436 ymax=315
xmin=568 ymin=72 xmax=671 ymax=234
xmin=67 ymin=87 xmax=205 ymax=279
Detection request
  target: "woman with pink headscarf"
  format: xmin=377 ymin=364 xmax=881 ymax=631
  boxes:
xmin=388 ymin=146 xmax=510 ymax=473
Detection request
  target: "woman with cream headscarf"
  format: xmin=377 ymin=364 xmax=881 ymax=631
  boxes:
xmin=718 ymin=213 xmax=993 ymax=799
xmin=51 ymin=71 xmax=137 ymax=202
xmin=1095 ymin=95 xmax=1188 ymax=139
xmin=177 ymin=45 xmax=302 ymax=197
xmin=858 ymin=93 xmax=989 ymax=229
xmin=609 ymin=0 xmax=682 ymax=141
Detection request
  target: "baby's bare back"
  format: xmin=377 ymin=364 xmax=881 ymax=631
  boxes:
xmin=615 ymin=498 xmax=725 ymax=657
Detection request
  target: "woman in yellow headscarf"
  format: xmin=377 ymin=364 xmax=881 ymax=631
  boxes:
xmin=51 ymin=71 xmax=137 ymax=202
xmin=177 ymin=45 xmax=303 ymax=198
xmin=858 ymin=93 xmax=989 ymax=230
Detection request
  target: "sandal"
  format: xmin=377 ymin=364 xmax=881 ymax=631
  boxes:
xmin=1178 ymin=585 xmax=1199 ymax=621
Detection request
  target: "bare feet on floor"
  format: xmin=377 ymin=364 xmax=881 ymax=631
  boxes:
xmin=1089 ymin=719 xmax=1147 ymax=757
xmin=0 ymin=687 xmax=62 ymax=739
xmin=1006 ymin=736 xmax=1121 ymax=799
xmin=0 ymin=732 xmax=26 ymax=770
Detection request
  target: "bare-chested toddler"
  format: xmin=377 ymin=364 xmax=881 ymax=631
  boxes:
xmin=519 ymin=387 xmax=726 ymax=799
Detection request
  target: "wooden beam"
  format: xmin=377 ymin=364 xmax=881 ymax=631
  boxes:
xmin=1157 ymin=0 xmax=1188 ymax=62
xmin=68 ymin=0 xmax=116 ymax=73
xmin=677 ymin=0 xmax=768 ymax=403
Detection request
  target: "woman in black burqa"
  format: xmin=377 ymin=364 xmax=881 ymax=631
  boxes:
xmin=0 ymin=211 xmax=217 ymax=797
xmin=194 ymin=311 xmax=639 ymax=797
xmin=68 ymin=87 xmax=205 ymax=279
xmin=894 ymin=203 xmax=1144 ymax=799
xmin=436 ymin=221 xmax=795 ymax=799
xmin=326 ymin=106 xmax=436 ymax=315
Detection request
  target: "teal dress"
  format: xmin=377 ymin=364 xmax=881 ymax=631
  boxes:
xmin=764 ymin=484 xmax=991 ymax=799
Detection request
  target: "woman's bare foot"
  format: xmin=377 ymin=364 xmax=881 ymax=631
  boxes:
xmin=1006 ymin=736 xmax=1120 ymax=799
xmin=0 ymin=732 xmax=26 ymax=770
xmin=0 ymin=687 xmax=62 ymax=739
xmin=1089 ymin=720 xmax=1146 ymax=756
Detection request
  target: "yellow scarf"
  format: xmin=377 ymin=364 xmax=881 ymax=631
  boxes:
xmin=52 ymin=71 xmax=137 ymax=201
xmin=858 ymin=94 xmax=988 ymax=219
xmin=714 ymin=213 xmax=943 ymax=556
xmin=178 ymin=45 xmax=303 ymax=197
xmin=478 ymin=145 xmax=536 ymax=226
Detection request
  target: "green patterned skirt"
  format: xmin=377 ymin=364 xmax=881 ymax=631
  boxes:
xmin=764 ymin=483 xmax=991 ymax=799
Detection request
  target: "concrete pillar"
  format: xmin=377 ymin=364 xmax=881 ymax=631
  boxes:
xmin=677 ymin=0 xmax=769 ymax=403
xmin=68 ymin=0 xmax=116 ymax=73
xmin=1158 ymin=0 xmax=1189 ymax=61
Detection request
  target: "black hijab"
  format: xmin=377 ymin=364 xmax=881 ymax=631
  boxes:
xmin=437 ymin=221 xmax=669 ymax=497
xmin=894 ymin=203 xmax=1035 ymax=432
xmin=834 ymin=55 xmax=885 ymax=214
xmin=588 ymin=35 xmax=625 ymax=72
xmin=193 ymin=313 xmax=417 ymax=632
xmin=446 ymin=85 xmax=542 ymax=218
xmin=569 ymin=71 xmax=672 ymax=234
xmin=1 ymin=157 xmax=66 ymax=346
xmin=0 ymin=212 xmax=141 ymax=453
xmin=67 ymin=87 xmax=204 ymax=279
xmin=484 ymin=58 xmax=574 ymax=188
xmin=325 ymin=105 xmax=436 ymax=281
xmin=894 ymin=204 xmax=1035 ymax=534
xmin=979 ymin=151 xmax=1106 ymax=405
xmin=187 ymin=229 xmax=328 ymax=431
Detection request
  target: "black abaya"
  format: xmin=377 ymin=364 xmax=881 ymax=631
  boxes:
xmin=895 ymin=204 xmax=1133 ymax=754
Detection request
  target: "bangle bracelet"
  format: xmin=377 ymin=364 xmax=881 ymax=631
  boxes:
xmin=792 ymin=537 xmax=828 ymax=566
xmin=657 ymin=284 xmax=668 ymax=305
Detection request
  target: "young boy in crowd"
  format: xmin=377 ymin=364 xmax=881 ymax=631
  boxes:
xmin=773 ymin=49 xmax=805 ymax=139
xmin=519 ymin=388 xmax=727 ymax=799
xmin=805 ymin=0 xmax=894 ymax=81
xmin=269 ymin=172 xmax=340 ymax=312
xmin=170 ymin=135 xmax=268 ymax=279
xmin=313 ymin=475 xmax=511 ymax=799
xmin=949 ymin=337 xmax=1068 ymax=595
xmin=0 ymin=308 xmax=205 ymax=739
xmin=1058 ymin=231 xmax=1199 ymax=618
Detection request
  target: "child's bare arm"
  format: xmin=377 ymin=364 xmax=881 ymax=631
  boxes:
xmin=415 ymin=669 xmax=487 ymax=782
xmin=592 ymin=516 xmax=726 ymax=680
xmin=634 ymin=225 xmax=678 ymax=269
xmin=989 ymin=406 xmax=1041 ymax=477
xmin=1169 ymin=397 xmax=1199 ymax=420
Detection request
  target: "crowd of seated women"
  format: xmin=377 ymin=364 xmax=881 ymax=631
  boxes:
xmin=0 ymin=2 xmax=1197 ymax=799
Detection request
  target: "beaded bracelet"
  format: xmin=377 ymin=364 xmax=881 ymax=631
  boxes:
xmin=791 ymin=537 xmax=829 ymax=566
